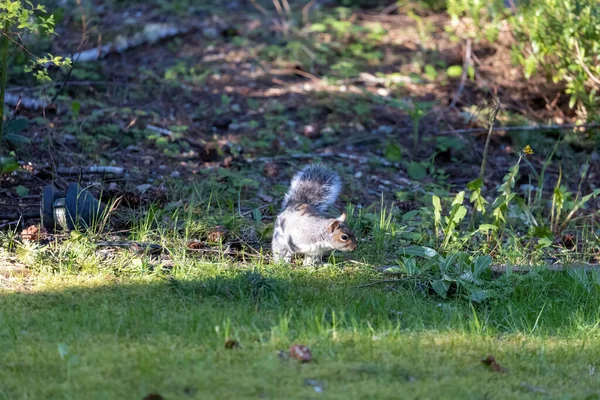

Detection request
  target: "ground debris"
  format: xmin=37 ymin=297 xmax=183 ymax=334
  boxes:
xmin=207 ymin=226 xmax=229 ymax=243
xmin=224 ymin=339 xmax=240 ymax=349
xmin=481 ymin=355 xmax=506 ymax=373
xmin=304 ymin=379 xmax=324 ymax=393
xmin=290 ymin=344 xmax=313 ymax=363
xmin=20 ymin=225 xmax=47 ymax=241
xmin=142 ymin=393 xmax=164 ymax=400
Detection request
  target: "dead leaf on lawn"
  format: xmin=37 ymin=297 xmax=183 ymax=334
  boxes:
xmin=481 ymin=355 xmax=506 ymax=373
xmin=290 ymin=344 xmax=313 ymax=363
xmin=143 ymin=393 xmax=164 ymax=400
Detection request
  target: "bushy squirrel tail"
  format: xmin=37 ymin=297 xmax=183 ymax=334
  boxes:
xmin=282 ymin=164 xmax=341 ymax=213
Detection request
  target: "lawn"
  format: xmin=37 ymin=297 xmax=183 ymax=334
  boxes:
xmin=2 ymin=252 xmax=600 ymax=399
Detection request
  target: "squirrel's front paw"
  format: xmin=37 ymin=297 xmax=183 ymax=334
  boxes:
xmin=302 ymin=256 xmax=322 ymax=267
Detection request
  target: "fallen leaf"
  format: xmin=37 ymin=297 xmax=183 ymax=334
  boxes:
xmin=481 ymin=355 xmax=506 ymax=373
xmin=290 ymin=344 xmax=313 ymax=363
xmin=263 ymin=162 xmax=279 ymax=178
xmin=187 ymin=240 xmax=206 ymax=250
xmin=561 ymin=235 xmax=576 ymax=249
xmin=143 ymin=394 xmax=164 ymax=400
xmin=207 ymin=226 xmax=228 ymax=243
xmin=20 ymin=225 xmax=47 ymax=241
xmin=225 ymin=339 xmax=239 ymax=349
xmin=303 ymin=124 xmax=321 ymax=139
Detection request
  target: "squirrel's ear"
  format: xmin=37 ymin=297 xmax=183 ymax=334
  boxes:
xmin=329 ymin=220 xmax=340 ymax=233
xmin=337 ymin=212 xmax=346 ymax=222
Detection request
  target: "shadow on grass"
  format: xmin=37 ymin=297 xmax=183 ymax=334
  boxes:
xmin=2 ymin=268 xmax=600 ymax=399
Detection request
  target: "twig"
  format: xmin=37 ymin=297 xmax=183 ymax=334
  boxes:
xmin=479 ymin=97 xmax=500 ymax=182
xmin=0 ymin=220 xmax=20 ymax=229
xmin=353 ymin=278 xmax=411 ymax=288
xmin=381 ymin=2 xmax=400 ymax=14
xmin=302 ymin=0 xmax=317 ymax=24
xmin=249 ymin=0 xmax=270 ymax=17
xmin=56 ymin=165 xmax=125 ymax=175
xmin=146 ymin=124 xmax=173 ymax=136
xmin=0 ymin=211 xmax=38 ymax=221
xmin=50 ymin=0 xmax=90 ymax=105
xmin=449 ymin=39 xmax=472 ymax=109
xmin=574 ymin=41 xmax=600 ymax=89
xmin=440 ymin=122 xmax=600 ymax=135
xmin=65 ymin=24 xmax=194 ymax=63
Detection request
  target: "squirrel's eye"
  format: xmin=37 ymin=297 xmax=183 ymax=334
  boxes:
xmin=340 ymin=234 xmax=348 ymax=241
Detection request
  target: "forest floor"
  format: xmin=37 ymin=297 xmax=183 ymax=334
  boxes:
xmin=1 ymin=1 xmax=600 ymax=399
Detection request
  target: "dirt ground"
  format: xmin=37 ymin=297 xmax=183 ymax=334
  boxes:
xmin=1 ymin=0 xmax=599 ymax=230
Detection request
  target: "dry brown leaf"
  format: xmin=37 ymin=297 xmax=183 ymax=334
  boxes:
xmin=187 ymin=240 xmax=206 ymax=250
xmin=143 ymin=393 xmax=164 ymax=400
xmin=481 ymin=355 xmax=506 ymax=373
xmin=289 ymin=344 xmax=313 ymax=363
xmin=20 ymin=225 xmax=47 ymax=241
xmin=264 ymin=162 xmax=279 ymax=178
xmin=207 ymin=226 xmax=228 ymax=243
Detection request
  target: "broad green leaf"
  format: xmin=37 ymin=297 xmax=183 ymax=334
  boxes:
xmin=407 ymin=162 xmax=427 ymax=180
xmin=424 ymin=64 xmax=438 ymax=80
xmin=0 ymin=157 xmax=19 ymax=173
xmin=384 ymin=142 xmax=402 ymax=162
xmin=469 ymin=289 xmax=490 ymax=303
xmin=398 ymin=246 xmax=437 ymax=258
xmin=451 ymin=191 xmax=465 ymax=206
xmin=4 ymin=133 xmax=31 ymax=146
xmin=467 ymin=178 xmax=484 ymax=191
xmin=71 ymin=101 xmax=81 ymax=116
xmin=15 ymin=185 xmax=29 ymax=197
xmin=473 ymin=255 xmax=492 ymax=277
xmin=431 ymin=279 xmax=450 ymax=298
xmin=537 ymin=237 xmax=553 ymax=249
xmin=446 ymin=65 xmax=463 ymax=78
xmin=476 ymin=224 xmax=498 ymax=233
xmin=5 ymin=118 xmax=28 ymax=134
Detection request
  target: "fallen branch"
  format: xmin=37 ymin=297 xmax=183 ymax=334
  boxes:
xmin=244 ymin=152 xmax=401 ymax=168
xmin=449 ymin=39 xmax=472 ymax=109
xmin=4 ymin=93 xmax=49 ymax=110
xmin=67 ymin=23 xmax=195 ymax=63
xmin=56 ymin=165 xmax=125 ymax=175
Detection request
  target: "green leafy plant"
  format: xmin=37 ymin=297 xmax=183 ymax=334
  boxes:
xmin=0 ymin=0 xmax=71 ymax=153
xmin=509 ymin=0 xmax=600 ymax=119
xmin=397 ymin=246 xmax=494 ymax=302
xmin=432 ymin=191 xmax=468 ymax=250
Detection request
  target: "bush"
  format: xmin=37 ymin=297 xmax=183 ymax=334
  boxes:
xmin=510 ymin=0 xmax=600 ymax=119
xmin=447 ymin=0 xmax=600 ymax=121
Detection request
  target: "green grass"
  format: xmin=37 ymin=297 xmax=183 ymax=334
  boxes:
xmin=2 ymin=260 xmax=600 ymax=399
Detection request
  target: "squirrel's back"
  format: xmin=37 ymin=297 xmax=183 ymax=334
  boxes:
xmin=282 ymin=164 xmax=341 ymax=213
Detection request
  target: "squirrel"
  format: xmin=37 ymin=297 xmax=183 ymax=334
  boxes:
xmin=272 ymin=164 xmax=357 ymax=266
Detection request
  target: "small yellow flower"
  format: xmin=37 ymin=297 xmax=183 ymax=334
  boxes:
xmin=523 ymin=145 xmax=533 ymax=155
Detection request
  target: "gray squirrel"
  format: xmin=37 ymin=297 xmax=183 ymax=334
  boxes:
xmin=272 ymin=164 xmax=357 ymax=265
